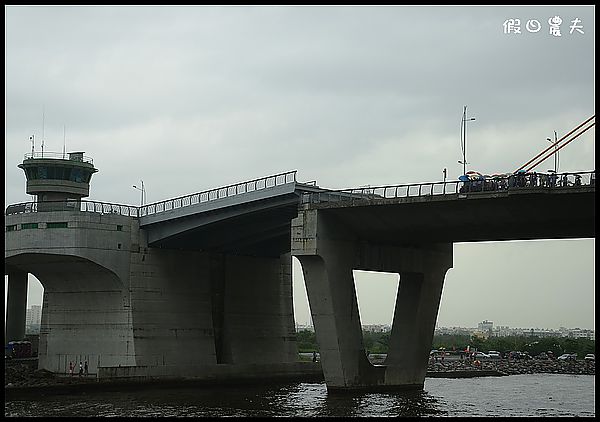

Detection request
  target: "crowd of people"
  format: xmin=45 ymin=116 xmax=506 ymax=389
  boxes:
xmin=68 ymin=361 xmax=88 ymax=377
xmin=459 ymin=170 xmax=585 ymax=193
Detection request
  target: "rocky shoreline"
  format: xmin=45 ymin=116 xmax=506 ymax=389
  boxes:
xmin=5 ymin=357 xmax=595 ymax=394
xmin=425 ymin=358 xmax=595 ymax=377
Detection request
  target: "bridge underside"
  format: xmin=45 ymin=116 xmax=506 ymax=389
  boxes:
xmin=292 ymin=187 xmax=594 ymax=391
xmin=312 ymin=188 xmax=595 ymax=243
xmin=144 ymin=195 xmax=300 ymax=257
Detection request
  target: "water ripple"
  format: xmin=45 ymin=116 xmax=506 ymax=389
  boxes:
xmin=5 ymin=373 xmax=594 ymax=417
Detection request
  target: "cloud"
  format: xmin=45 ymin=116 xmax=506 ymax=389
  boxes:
xmin=5 ymin=5 xmax=595 ymax=329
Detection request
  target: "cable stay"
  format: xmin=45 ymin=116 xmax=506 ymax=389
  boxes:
xmin=515 ymin=115 xmax=595 ymax=173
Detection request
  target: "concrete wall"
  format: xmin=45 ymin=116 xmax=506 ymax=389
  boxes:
xmin=129 ymin=232 xmax=298 ymax=368
xmin=97 ymin=361 xmax=321 ymax=382
xmin=5 ymin=211 xmax=136 ymax=374
xmin=128 ymin=232 xmax=217 ymax=367
xmin=219 ymin=253 xmax=298 ymax=364
xmin=5 ymin=210 xmax=300 ymax=380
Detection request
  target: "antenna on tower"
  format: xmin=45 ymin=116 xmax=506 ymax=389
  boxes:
xmin=63 ymin=124 xmax=66 ymax=159
xmin=30 ymin=134 xmax=35 ymax=156
xmin=41 ymin=106 xmax=45 ymax=157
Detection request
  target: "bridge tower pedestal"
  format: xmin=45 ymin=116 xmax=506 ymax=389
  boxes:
xmin=292 ymin=209 xmax=452 ymax=391
xmin=5 ymin=271 xmax=28 ymax=344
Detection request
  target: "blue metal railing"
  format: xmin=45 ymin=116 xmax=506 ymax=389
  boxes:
xmin=301 ymin=171 xmax=596 ymax=206
xmin=5 ymin=170 xmax=298 ymax=218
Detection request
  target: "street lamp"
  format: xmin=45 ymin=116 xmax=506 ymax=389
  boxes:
xmin=546 ymin=130 xmax=559 ymax=173
xmin=132 ymin=180 xmax=146 ymax=206
xmin=459 ymin=105 xmax=476 ymax=176
xmin=443 ymin=168 xmax=447 ymax=182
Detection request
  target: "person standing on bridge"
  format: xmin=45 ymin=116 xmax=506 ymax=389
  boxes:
xmin=84 ymin=361 xmax=89 ymax=376
xmin=79 ymin=361 xmax=84 ymax=377
xmin=69 ymin=361 xmax=73 ymax=377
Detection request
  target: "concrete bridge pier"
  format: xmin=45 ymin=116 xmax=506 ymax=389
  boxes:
xmin=5 ymin=270 xmax=28 ymax=344
xmin=292 ymin=209 xmax=452 ymax=391
xmin=384 ymin=264 xmax=451 ymax=387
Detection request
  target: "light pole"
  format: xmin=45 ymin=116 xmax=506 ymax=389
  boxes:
xmin=443 ymin=168 xmax=447 ymax=182
xmin=458 ymin=105 xmax=476 ymax=176
xmin=546 ymin=130 xmax=559 ymax=173
xmin=133 ymin=180 xmax=145 ymax=206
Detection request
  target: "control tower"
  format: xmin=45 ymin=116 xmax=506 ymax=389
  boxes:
xmin=17 ymin=151 xmax=98 ymax=210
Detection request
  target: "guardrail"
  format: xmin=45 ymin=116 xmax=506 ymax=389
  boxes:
xmin=5 ymin=170 xmax=594 ymax=217
xmin=5 ymin=170 xmax=298 ymax=218
xmin=23 ymin=152 xmax=94 ymax=165
xmin=5 ymin=200 xmax=140 ymax=217
xmin=301 ymin=171 xmax=596 ymax=206
xmin=139 ymin=170 xmax=297 ymax=217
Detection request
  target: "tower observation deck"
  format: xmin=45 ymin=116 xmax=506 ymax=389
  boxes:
xmin=17 ymin=151 xmax=98 ymax=210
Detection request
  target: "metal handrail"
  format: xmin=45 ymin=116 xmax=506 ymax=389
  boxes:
xmin=5 ymin=170 xmax=298 ymax=217
xmin=5 ymin=170 xmax=594 ymax=217
xmin=302 ymin=170 xmax=596 ymax=206
xmin=139 ymin=170 xmax=297 ymax=217
xmin=5 ymin=200 xmax=140 ymax=217
xmin=23 ymin=152 xmax=95 ymax=165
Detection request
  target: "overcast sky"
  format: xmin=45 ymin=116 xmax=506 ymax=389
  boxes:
xmin=4 ymin=5 xmax=595 ymax=330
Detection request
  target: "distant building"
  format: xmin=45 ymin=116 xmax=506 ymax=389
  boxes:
xmin=433 ymin=324 xmax=594 ymax=340
xmin=478 ymin=320 xmax=493 ymax=332
xmin=566 ymin=328 xmax=595 ymax=340
xmin=493 ymin=325 xmax=512 ymax=337
xmin=362 ymin=324 xmax=391 ymax=333
xmin=25 ymin=305 xmax=42 ymax=334
xmin=434 ymin=326 xmax=472 ymax=336
xmin=26 ymin=305 xmax=42 ymax=326
xmin=296 ymin=323 xmax=314 ymax=332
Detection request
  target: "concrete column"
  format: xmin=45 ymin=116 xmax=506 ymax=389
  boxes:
xmin=384 ymin=263 xmax=451 ymax=387
xmin=294 ymin=212 xmax=384 ymax=389
xmin=6 ymin=271 xmax=28 ymax=344
xmin=292 ymin=209 xmax=452 ymax=391
xmin=297 ymin=254 xmax=381 ymax=389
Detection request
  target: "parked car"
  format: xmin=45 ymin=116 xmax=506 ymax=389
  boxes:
xmin=557 ymin=353 xmax=577 ymax=361
xmin=535 ymin=352 xmax=551 ymax=360
xmin=487 ymin=351 xmax=501 ymax=359
xmin=474 ymin=352 xmax=490 ymax=359
xmin=584 ymin=354 xmax=595 ymax=361
xmin=509 ymin=351 xmax=532 ymax=360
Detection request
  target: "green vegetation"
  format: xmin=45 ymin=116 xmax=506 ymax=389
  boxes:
xmin=431 ymin=334 xmax=595 ymax=358
xmin=295 ymin=329 xmax=595 ymax=358
xmin=296 ymin=329 xmax=318 ymax=352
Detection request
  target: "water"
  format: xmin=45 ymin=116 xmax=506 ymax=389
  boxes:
xmin=5 ymin=374 xmax=595 ymax=417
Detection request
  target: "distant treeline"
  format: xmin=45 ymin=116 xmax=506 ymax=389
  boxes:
xmin=296 ymin=330 xmax=595 ymax=358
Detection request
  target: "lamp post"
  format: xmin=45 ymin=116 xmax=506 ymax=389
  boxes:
xmin=133 ymin=180 xmax=145 ymax=206
xmin=458 ymin=105 xmax=476 ymax=175
xmin=443 ymin=168 xmax=447 ymax=183
xmin=546 ymin=130 xmax=559 ymax=173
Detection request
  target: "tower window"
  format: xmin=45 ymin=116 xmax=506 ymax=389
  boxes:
xmin=70 ymin=168 xmax=83 ymax=183
xmin=47 ymin=222 xmax=68 ymax=229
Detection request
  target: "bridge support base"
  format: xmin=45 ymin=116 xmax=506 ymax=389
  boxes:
xmin=292 ymin=209 xmax=452 ymax=391
xmin=5 ymin=271 xmax=28 ymax=344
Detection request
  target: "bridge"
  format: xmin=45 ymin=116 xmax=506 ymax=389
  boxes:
xmin=5 ymin=164 xmax=595 ymax=391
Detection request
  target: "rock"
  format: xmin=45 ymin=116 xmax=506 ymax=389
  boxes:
xmin=33 ymin=369 xmax=55 ymax=379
